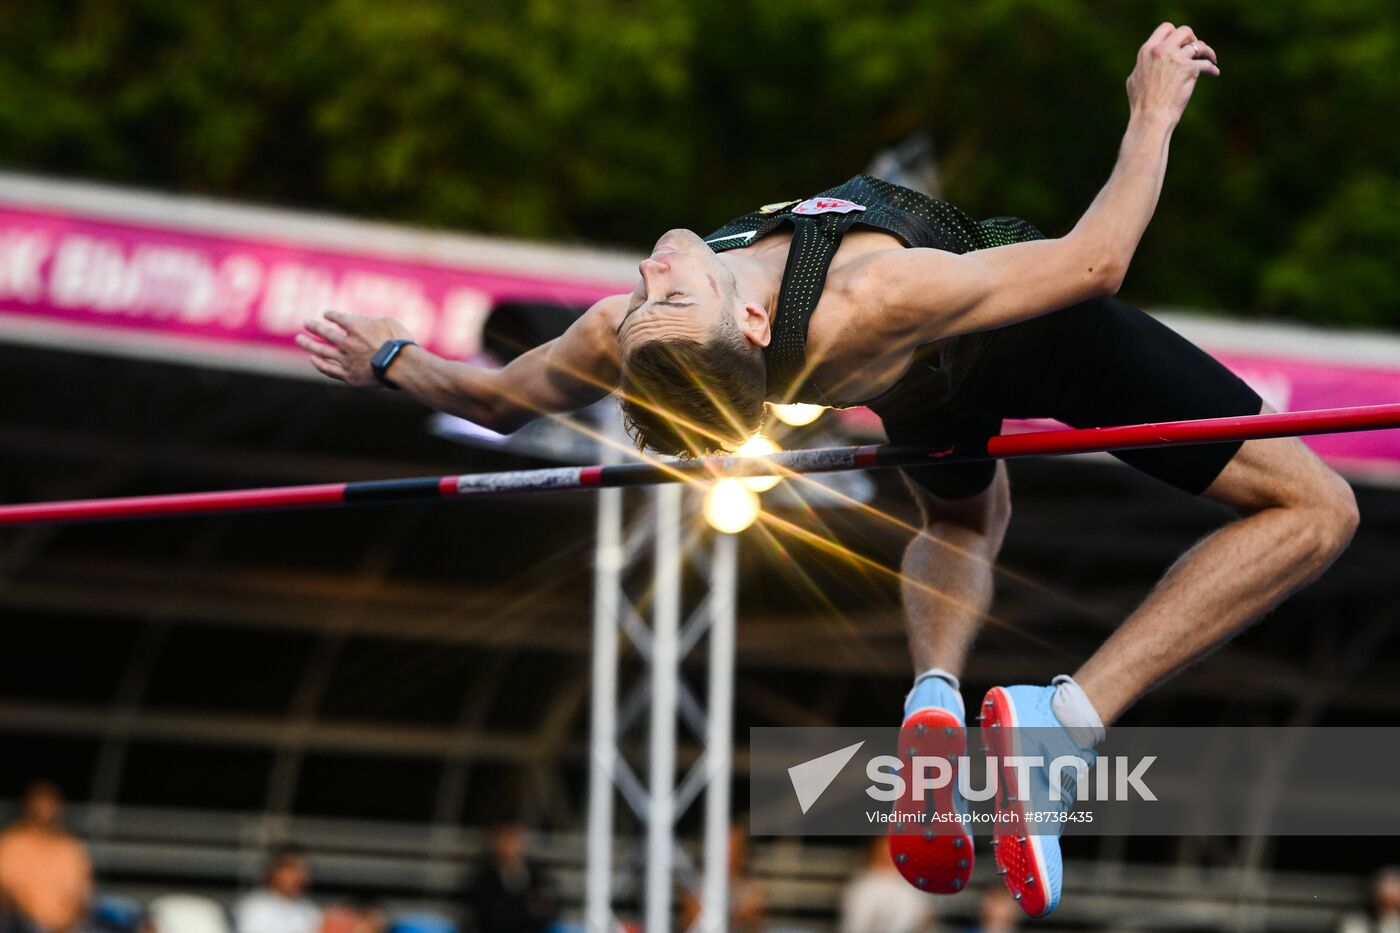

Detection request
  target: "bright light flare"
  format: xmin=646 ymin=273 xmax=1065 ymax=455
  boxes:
xmin=703 ymin=479 xmax=761 ymax=534
xmin=771 ymin=403 xmax=824 ymax=426
xmin=736 ymin=435 xmax=782 ymax=492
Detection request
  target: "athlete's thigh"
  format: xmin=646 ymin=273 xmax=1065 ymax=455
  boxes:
xmin=1030 ymin=297 xmax=1263 ymax=496
xmin=883 ymin=405 xmax=1005 ymax=504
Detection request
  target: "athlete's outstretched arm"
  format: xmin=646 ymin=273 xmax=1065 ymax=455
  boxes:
xmin=865 ymin=23 xmax=1218 ymax=342
xmin=297 ymin=294 xmax=627 ymax=432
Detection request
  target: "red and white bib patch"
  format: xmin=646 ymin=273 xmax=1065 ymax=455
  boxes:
xmin=791 ymin=197 xmax=867 ymax=215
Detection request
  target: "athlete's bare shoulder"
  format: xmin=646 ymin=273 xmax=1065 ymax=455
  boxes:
xmin=801 ymin=238 xmax=933 ymax=403
xmin=817 ymin=232 xmax=952 ymax=343
xmin=575 ymin=293 xmax=629 ymax=358
xmin=586 ymin=292 xmax=630 ymax=328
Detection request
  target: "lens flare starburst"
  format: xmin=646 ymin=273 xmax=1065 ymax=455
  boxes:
xmin=704 ymin=478 xmax=761 ymax=534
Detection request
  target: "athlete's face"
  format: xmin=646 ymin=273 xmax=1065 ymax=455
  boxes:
xmin=616 ymin=229 xmax=738 ymax=354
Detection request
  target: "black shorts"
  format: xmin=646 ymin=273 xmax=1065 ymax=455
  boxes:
xmin=881 ymin=297 xmax=1263 ymax=500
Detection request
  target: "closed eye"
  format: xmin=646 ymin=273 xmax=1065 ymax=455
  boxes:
xmin=616 ymin=292 xmax=693 ymax=334
xmin=656 ymin=291 xmax=691 ymax=305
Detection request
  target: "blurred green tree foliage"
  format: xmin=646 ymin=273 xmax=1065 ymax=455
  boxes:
xmin=0 ymin=0 xmax=1395 ymax=325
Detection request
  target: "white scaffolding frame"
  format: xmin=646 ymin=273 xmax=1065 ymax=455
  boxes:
xmin=585 ymin=473 xmax=739 ymax=933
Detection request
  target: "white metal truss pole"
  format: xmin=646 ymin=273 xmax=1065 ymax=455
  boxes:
xmin=645 ymin=483 xmax=683 ymax=932
xmin=699 ymin=531 xmax=738 ymax=933
xmin=585 ymin=448 xmax=625 ymax=932
xmin=586 ymin=438 xmax=739 ymax=933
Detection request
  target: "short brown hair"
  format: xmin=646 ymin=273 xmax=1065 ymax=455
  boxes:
xmin=619 ymin=318 xmax=767 ymax=456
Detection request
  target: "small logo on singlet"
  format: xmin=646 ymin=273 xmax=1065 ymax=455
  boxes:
xmin=791 ymin=197 xmax=867 ymax=216
xmin=759 ymin=199 xmax=801 ymax=214
xmin=705 ymin=230 xmax=758 ymax=246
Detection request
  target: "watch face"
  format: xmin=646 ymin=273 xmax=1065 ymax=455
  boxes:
xmin=372 ymin=339 xmax=410 ymax=387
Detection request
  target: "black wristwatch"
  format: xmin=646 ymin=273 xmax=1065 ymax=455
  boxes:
xmin=370 ymin=338 xmax=416 ymax=389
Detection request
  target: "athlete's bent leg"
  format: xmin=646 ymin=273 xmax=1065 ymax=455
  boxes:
xmin=889 ymin=464 xmax=1011 ymax=895
xmin=978 ymin=418 xmax=1356 ymax=920
xmin=901 ymin=462 xmax=1012 ymax=677
xmin=1073 ymin=416 xmax=1359 ymax=724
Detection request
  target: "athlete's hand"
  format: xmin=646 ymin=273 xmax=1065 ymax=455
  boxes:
xmin=1126 ymin=23 xmax=1219 ymax=125
xmin=297 ymin=309 xmax=415 ymax=388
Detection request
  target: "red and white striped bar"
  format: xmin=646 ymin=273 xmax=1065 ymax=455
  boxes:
xmin=1 ymin=404 xmax=1399 ymax=527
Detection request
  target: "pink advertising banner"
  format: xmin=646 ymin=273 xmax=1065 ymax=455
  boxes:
xmin=0 ymin=203 xmax=626 ymax=362
xmin=1216 ymin=353 xmax=1400 ymax=477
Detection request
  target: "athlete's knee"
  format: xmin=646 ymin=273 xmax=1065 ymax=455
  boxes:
xmin=1307 ymin=470 xmax=1359 ymax=558
xmin=1212 ymin=440 xmax=1357 ymax=563
xmin=905 ymin=464 xmax=1011 ymax=548
xmin=1279 ymin=467 xmax=1358 ymax=567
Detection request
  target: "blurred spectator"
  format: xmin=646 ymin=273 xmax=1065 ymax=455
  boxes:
xmin=466 ymin=823 xmax=555 ymax=933
xmin=838 ymin=837 xmax=935 ymax=933
xmin=319 ymin=902 xmax=385 ymax=933
xmin=968 ymin=887 xmax=1019 ymax=933
xmin=0 ymin=781 xmax=92 ymax=933
xmin=90 ymin=894 xmax=147 ymax=933
xmin=680 ymin=823 xmax=767 ymax=933
xmin=385 ymin=914 xmax=455 ymax=933
xmin=1339 ymin=868 xmax=1400 ymax=933
xmin=148 ymin=894 xmax=230 ymax=933
xmin=234 ymin=846 xmax=321 ymax=933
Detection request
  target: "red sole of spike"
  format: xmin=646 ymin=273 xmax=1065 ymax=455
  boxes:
xmin=887 ymin=708 xmax=973 ymax=894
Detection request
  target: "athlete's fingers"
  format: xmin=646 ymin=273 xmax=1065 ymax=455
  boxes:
xmin=303 ymin=318 xmax=347 ymax=346
xmin=295 ymin=333 xmax=340 ymax=359
xmin=1143 ymin=22 xmax=1176 ymax=50
xmin=323 ymin=309 xmax=360 ymax=331
xmin=1190 ymin=39 xmax=1218 ymax=64
xmin=1195 ymin=58 xmax=1221 ymax=78
xmin=309 ymin=354 xmax=348 ymax=381
xmin=1169 ymin=25 xmax=1197 ymax=48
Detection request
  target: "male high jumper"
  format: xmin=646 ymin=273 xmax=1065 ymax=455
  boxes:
xmin=299 ymin=24 xmax=1358 ymax=918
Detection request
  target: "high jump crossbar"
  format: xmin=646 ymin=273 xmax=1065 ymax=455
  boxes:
xmin=2 ymin=403 xmax=1399 ymax=528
